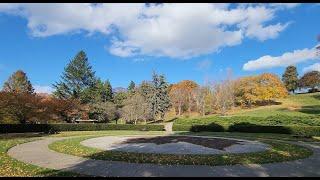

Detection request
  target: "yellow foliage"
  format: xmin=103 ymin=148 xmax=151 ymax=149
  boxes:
xmin=234 ymin=73 xmax=288 ymax=106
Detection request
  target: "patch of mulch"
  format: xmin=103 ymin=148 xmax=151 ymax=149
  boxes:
xmin=122 ymin=136 xmax=241 ymax=150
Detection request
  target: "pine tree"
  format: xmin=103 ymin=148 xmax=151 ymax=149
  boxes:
xmin=127 ymin=80 xmax=135 ymax=93
xmin=102 ymin=80 xmax=113 ymax=102
xmin=3 ymin=70 xmax=34 ymax=94
xmin=282 ymin=65 xmax=299 ymax=93
xmin=53 ymin=51 xmax=97 ymax=102
xmin=149 ymin=72 xmax=171 ymax=120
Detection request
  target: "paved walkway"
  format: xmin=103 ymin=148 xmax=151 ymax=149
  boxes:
xmin=7 ymin=137 xmax=320 ymax=177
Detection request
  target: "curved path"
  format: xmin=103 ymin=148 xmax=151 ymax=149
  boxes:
xmin=7 ymin=137 xmax=320 ymax=177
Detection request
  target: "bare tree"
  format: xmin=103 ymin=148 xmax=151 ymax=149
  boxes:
xmin=121 ymin=92 xmax=151 ymax=124
xmin=169 ymin=87 xmax=186 ymax=116
xmin=212 ymin=69 xmax=235 ymax=115
xmin=193 ymin=86 xmax=211 ymax=116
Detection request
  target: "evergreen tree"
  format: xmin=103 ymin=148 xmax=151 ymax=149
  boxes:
xmin=2 ymin=70 xmax=34 ymax=94
xmin=128 ymin=81 xmax=136 ymax=92
xmin=282 ymin=65 xmax=299 ymax=93
xmin=102 ymin=79 xmax=113 ymax=102
xmin=149 ymin=72 xmax=171 ymax=120
xmin=53 ymin=51 xmax=97 ymax=102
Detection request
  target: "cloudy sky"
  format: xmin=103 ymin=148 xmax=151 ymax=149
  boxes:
xmin=0 ymin=3 xmax=319 ymax=93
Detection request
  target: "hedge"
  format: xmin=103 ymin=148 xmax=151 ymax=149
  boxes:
xmin=173 ymin=123 xmax=320 ymax=137
xmin=228 ymin=123 xmax=320 ymax=137
xmin=0 ymin=124 xmax=165 ymax=133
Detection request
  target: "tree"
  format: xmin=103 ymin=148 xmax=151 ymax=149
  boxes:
xmin=114 ymin=91 xmax=128 ymax=108
xmin=194 ymin=86 xmax=212 ymax=116
xmin=41 ymin=97 xmax=81 ymax=123
xmin=299 ymin=71 xmax=320 ymax=92
xmin=53 ymin=51 xmax=97 ymax=103
xmin=234 ymin=73 xmax=288 ymax=107
xmin=169 ymin=80 xmax=200 ymax=116
xmin=2 ymin=70 xmax=34 ymax=94
xmin=89 ymin=102 xmax=118 ymax=123
xmin=282 ymin=65 xmax=299 ymax=93
xmin=0 ymin=92 xmax=40 ymax=124
xmin=102 ymin=80 xmax=113 ymax=102
xmin=127 ymin=80 xmax=135 ymax=93
xmin=149 ymin=72 xmax=171 ymax=120
xmin=179 ymin=80 xmax=198 ymax=113
xmin=121 ymin=92 xmax=151 ymax=124
xmin=212 ymin=79 xmax=235 ymax=115
xmin=169 ymin=83 xmax=187 ymax=116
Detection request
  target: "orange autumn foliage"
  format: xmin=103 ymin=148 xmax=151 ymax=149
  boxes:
xmin=234 ymin=73 xmax=288 ymax=107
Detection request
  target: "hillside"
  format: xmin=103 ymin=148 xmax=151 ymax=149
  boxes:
xmin=174 ymin=92 xmax=320 ymax=126
xmin=231 ymin=92 xmax=320 ymax=117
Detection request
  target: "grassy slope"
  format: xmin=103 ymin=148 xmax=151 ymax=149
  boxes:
xmin=174 ymin=92 xmax=320 ymax=126
xmin=232 ymin=92 xmax=320 ymax=117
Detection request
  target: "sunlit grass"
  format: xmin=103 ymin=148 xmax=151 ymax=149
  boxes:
xmin=0 ymin=137 xmax=80 ymax=177
xmin=49 ymin=133 xmax=313 ymax=166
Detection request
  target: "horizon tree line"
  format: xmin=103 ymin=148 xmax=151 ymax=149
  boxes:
xmin=1 ymin=50 xmax=320 ymax=124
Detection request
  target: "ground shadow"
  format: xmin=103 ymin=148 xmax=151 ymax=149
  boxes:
xmin=120 ymin=135 xmax=239 ymax=150
xmin=297 ymin=105 xmax=320 ymax=115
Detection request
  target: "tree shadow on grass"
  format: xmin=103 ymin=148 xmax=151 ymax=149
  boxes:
xmin=57 ymin=141 xmax=318 ymax=177
xmin=311 ymin=94 xmax=320 ymax=100
xmin=297 ymin=105 xmax=320 ymax=115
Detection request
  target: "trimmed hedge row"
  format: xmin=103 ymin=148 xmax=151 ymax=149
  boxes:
xmin=0 ymin=124 xmax=165 ymax=133
xmin=173 ymin=123 xmax=320 ymax=137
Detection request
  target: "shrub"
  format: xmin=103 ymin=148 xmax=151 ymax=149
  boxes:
xmin=173 ymin=121 xmax=320 ymax=136
xmin=0 ymin=124 xmax=164 ymax=133
xmin=190 ymin=123 xmax=226 ymax=132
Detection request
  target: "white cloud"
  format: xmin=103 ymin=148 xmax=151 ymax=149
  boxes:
xmin=197 ymin=59 xmax=212 ymax=71
xmin=243 ymin=47 xmax=318 ymax=71
xmin=34 ymin=85 xmax=53 ymax=94
xmin=303 ymin=63 xmax=320 ymax=73
xmin=0 ymin=3 xmax=298 ymax=59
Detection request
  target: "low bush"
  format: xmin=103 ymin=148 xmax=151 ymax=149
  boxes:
xmin=228 ymin=123 xmax=320 ymax=137
xmin=173 ymin=122 xmax=320 ymax=136
xmin=190 ymin=123 xmax=226 ymax=132
xmin=0 ymin=124 xmax=164 ymax=133
xmin=174 ymin=115 xmax=320 ymax=126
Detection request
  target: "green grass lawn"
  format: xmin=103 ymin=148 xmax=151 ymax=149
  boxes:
xmin=0 ymin=136 xmax=81 ymax=177
xmin=174 ymin=92 xmax=320 ymax=126
xmin=49 ymin=132 xmax=313 ymax=166
xmin=1 ymin=130 xmax=317 ymax=176
xmin=0 ymin=131 xmax=165 ymax=177
xmin=232 ymin=92 xmax=320 ymax=117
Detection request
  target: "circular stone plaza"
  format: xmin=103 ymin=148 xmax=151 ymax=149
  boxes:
xmin=7 ymin=134 xmax=320 ymax=177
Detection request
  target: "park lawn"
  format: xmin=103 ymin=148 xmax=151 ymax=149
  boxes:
xmin=231 ymin=92 xmax=320 ymax=117
xmin=49 ymin=133 xmax=313 ymax=166
xmin=0 ymin=131 xmax=165 ymax=177
xmin=174 ymin=92 xmax=320 ymax=126
xmin=0 ymin=136 xmax=81 ymax=177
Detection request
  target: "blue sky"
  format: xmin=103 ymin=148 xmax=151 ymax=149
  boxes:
xmin=0 ymin=3 xmax=319 ymax=93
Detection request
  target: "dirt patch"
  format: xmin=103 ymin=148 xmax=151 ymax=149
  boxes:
xmin=122 ymin=136 xmax=241 ymax=150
